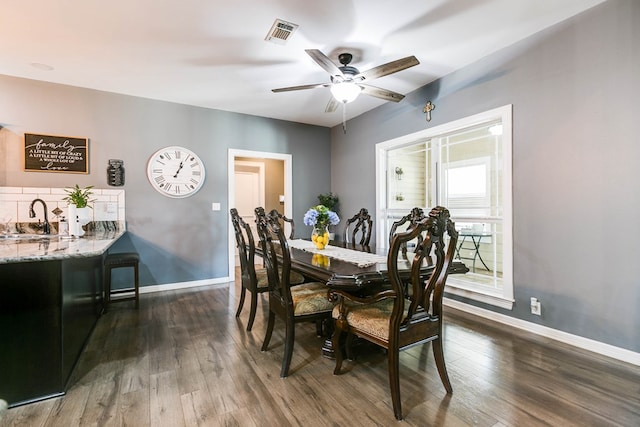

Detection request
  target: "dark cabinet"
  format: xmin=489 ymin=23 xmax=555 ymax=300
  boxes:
xmin=0 ymin=255 xmax=104 ymax=406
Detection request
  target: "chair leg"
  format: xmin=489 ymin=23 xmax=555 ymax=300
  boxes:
xmin=280 ymin=316 xmax=295 ymax=378
xmin=332 ymin=328 xmax=344 ymax=375
xmin=388 ymin=348 xmax=402 ymax=420
xmin=261 ymin=311 xmax=275 ymax=352
xmin=235 ymin=286 xmax=247 ymax=318
xmin=432 ymin=337 xmax=453 ymax=393
xmin=246 ymin=291 xmax=258 ymax=331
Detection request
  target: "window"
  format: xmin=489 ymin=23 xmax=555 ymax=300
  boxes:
xmin=376 ymin=105 xmax=513 ymax=309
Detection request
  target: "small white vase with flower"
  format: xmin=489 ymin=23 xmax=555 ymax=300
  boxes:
xmin=63 ymin=185 xmax=94 ymax=237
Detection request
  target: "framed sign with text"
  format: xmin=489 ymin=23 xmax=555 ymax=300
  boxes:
xmin=24 ymin=133 xmax=89 ymax=173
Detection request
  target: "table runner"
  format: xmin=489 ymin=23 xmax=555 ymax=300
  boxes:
xmin=287 ymin=239 xmax=387 ymax=268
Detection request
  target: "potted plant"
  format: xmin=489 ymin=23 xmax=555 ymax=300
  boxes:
xmin=63 ymin=185 xmax=94 ymax=236
xmin=317 ymin=192 xmax=339 ymax=214
xmin=316 ymin=192 xmax=339 ymax=240
xmin=63 ymin=184 xmax=94 ymax=208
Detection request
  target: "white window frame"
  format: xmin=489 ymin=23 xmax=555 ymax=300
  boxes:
xmin=375 ymin=105 xmax=513 ymax=309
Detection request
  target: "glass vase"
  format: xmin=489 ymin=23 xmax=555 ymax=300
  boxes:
xmin=311 ymin=224 xmax=329 ymax=249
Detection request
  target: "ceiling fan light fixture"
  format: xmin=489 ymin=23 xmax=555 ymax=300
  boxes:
xmin=330 ymin=81 xmax=361 ymax=103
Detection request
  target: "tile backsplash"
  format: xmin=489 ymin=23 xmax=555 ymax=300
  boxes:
xmin=0 ymin=186 xmax=125 ymax=229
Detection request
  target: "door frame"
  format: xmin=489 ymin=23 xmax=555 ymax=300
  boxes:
xmin=227 ymin=149 xmax=292 ymax=278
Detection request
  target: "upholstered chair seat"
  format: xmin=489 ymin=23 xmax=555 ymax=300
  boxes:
xmin=331 ymin=299 xmax=411 ymax=341
xmin=256 ymin=269 xmax=305 ymax=289
xmin=292 ymin=282 xmax=335 ymax=315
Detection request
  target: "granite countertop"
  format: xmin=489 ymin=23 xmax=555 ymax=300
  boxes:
xmin=0 ymin=228 xmax=126 ymax=264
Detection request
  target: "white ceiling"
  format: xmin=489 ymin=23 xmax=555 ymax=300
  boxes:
xmin=1 ymin=0 xmax=605 ymax=128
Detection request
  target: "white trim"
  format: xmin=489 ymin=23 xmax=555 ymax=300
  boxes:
xmin=445 ymin=283 xmax=514 ymax=310
xmin=227 ymin=149 xmax=293 ymax=279
xmin=139 ymin=277 xmax=231 ymax=294
xmin=444 ymin=298 xmax=640 ymax=366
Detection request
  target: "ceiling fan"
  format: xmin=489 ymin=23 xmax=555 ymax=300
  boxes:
xmin=272 ymin=49 xmax=420 ymax=113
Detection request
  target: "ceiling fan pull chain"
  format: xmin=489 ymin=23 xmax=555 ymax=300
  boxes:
xmin=342 ymin=102 xmax=347 ymax=133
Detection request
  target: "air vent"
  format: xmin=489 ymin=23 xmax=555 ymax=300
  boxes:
xmin=265 ymin=19 xmax=299 ymax=45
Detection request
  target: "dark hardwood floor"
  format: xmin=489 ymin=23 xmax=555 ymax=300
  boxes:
xmin=3 ymin=271 xmax=640 ymax=426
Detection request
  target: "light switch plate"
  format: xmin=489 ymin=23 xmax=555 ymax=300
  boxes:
xmin=211 ymin=202 xmax=221 ymax=211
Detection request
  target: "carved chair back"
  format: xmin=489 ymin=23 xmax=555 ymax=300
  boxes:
xmin=230 ymin=208 xmax=259 ymax=292
xmin=269 ymin=209 xmax=295 ymax=239
xmin=255 ymin=207 xmax=294 ymax=305
xmin=389 ymin=207 xmax=427 ymax=256
xmin=342 ymin=208 xmax=373 ymax=246
xmin=388 ymin=206 xmax=457 ymax=327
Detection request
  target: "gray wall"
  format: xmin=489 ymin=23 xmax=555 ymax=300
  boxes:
xmin=0 ymin=76 xmax=330 ymax=285
xmin=332 ymin=0 xmax=640 ymax=353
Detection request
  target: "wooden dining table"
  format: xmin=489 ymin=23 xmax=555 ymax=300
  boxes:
xmin=257 ymin=239 xmax=469 ymax=358
xmin=281 ymin=240 xmax=469 ymax=293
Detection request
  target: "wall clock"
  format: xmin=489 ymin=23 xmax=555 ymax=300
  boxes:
xmin=146 ymin=146 xmax=205 ymax=198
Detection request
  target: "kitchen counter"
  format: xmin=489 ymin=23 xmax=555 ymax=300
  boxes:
xmin=0 ymin=223 xmax=126 ymax=407
xmin=0 ymin=226 xmax=125 ymax=264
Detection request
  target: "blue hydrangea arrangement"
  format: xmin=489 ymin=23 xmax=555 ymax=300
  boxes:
xmin=303 ymin=204 xmax=340 ymax=228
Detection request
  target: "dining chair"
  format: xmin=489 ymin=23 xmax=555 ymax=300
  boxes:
xmin=329 ymin=206 xmax=458 ymax=420
xmin=342 ymin=208 xmax=373 ymax=246
xmin=255 ymin=207 xmax=335 ymax=377
xmin=230 ymin=208 xmax=304 ymax=331
xmin=269 ymin=209 xmax=296 ymax=239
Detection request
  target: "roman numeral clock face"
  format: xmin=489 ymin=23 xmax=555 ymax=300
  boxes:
xmin=146 ymin=146 xmax=205 ymax=198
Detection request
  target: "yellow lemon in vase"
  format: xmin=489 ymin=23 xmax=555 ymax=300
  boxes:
xmin=312 ymin=227 xmax=330 ymax=249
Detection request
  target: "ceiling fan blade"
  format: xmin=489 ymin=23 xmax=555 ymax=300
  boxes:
xmin=359 ymin=84 xmax=405 ymax=102
xmin=305 ymin=49 xmax=344 ymax=77
xmin=272 ymin=83 xmax=329 ymax=93
xmin=325 ymin=97 xmax=339 ymax=113
xmin=356 ymin=56 xmax=419 ymax=81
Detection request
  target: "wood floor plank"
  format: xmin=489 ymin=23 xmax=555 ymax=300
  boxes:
xmin=117 ymin=388 xmax=150 ymax=427
xmin=180 ymin=389 xmax=218 ymax=426
xmin=149 ymin=371 xmax=185 ymax=427
xmin=78 ymin=371 xmax=121 ymax=426
xmin=42 ymin=384 xmax=91 ymax=427
xmin=3 ymin=270 xmax=640 ymax=426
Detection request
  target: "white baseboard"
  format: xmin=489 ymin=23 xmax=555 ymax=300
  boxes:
xmin=139 ymin=276 xmax=231 ymax=294
xmin=444 ymin=297 xmax=640 ymax=367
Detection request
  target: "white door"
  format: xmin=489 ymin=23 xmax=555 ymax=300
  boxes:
xmin=234 ymin=161 xmax=264 ymax=265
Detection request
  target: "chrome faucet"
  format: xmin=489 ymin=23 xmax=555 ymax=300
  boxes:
xmin=29 ymin=198 xmax=51 ymax=234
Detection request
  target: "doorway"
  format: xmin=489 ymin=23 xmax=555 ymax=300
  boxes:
xmin=227 ymin=149 xmax=292 ymax=277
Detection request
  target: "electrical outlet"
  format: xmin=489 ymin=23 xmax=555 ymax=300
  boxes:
xmin=530 ymin=297 xmax=542 ymax=316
